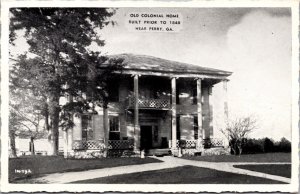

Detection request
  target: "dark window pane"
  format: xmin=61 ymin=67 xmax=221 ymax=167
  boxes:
xmin=176 ymin=115 xmax=180 ymax=140
xmin=194 ymin=116 xmax=198 ymax=140
xmin=192 ymin=88 xmax=197 ymax=105
xmin=109 ymin=132 xmax=120 ymax=140
xmin=109 ymin=116 xmax=119 ymax=132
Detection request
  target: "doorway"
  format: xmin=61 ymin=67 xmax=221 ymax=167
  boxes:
xmin=140 ymin=126 xmax=153 ymax=150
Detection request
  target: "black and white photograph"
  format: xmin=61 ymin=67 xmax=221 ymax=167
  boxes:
xmin=1 ymin=0 xmax=299 ymax=192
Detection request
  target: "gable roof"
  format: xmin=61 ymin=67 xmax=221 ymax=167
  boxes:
xmin=108 ymin=53 xmax=232 ymax=78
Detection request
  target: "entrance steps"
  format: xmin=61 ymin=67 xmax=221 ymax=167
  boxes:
xmin=202 ymin=147 xmax=230 ymax=156
xmin=146 ymin=148 xmax=171 ymax=156
xmin=171 ymin=147 xmax=230 ymax=157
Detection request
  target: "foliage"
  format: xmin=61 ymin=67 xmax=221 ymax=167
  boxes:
xmin=9 ymin=86 xmax=45 ymax=157
xmin=276 ymin=137 xmax=291 ymax=152
xmin=239 ymin=137 xmax=291 ymax=154
xmin=221 ymin=116 xmax=257 ymax=155
xmin=202 ymin=138 xmax=212 ymax=149
xmin=241 ymin=138 xmax=264 ymax=154
xmin=9 ymin=8 xmax=123 ymax=155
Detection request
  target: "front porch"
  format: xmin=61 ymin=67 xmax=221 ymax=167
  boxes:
xmin=69 ymin=137 xmax=227 ymax=158
xmin=63 ymin=73 xmax=230 ymax=158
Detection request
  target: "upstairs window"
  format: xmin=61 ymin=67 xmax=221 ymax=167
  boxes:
xmin=192 ymin=87 xmax=197 ymax=105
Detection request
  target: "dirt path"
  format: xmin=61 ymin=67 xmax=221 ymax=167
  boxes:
xmin=30 ymin=156 xmax=291 ymax=184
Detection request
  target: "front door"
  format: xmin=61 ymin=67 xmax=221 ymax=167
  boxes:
xmin=140 ymin=126 xmax=153 ymax=150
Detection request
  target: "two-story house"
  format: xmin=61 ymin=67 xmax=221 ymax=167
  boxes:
xmin=62 ymin=53 xmax=232 ymax=158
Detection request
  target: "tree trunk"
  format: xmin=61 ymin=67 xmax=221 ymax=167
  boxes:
xmin=9 ymin=129 xmax=17 ymax=158
xmin=30 ymin=137 xmax=35 ymax=155
xmin=48 ymin=92 xmax=60 ymax=155
xmin=237 ymin=143 xmax=242 ymax=156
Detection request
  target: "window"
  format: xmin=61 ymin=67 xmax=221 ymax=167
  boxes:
xmin=176 ymin=115 xmax=181 ymax=140
xmin=109 ymin=116 xmax=120 ymax=140
xmin=82 ymin=115 xmax=93 ymax=140
xmin=194 ymin=116 xmax=198 ymax=140
xmin=192 ymin=87 xmax=197 ymax=105
xmin=176 ymin=84 xmax=180 ymax=104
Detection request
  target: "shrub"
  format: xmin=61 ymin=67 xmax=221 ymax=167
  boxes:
xmin=263 ymin=138 xmax=275 ymax=153
xmin=238 ymin=137 xmax=291 ymax=154
xmin=242 ymin=138 xmax=264 ymax=154
xmin=278 ymin=137 xmax=291 ymax=152
xmin=203 ymin=138 xmax=212 ymax=149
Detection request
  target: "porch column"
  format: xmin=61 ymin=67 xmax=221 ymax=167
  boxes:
xmin=196 ymin=79 xmax=203 ymax=148
xmin=103 ymin=108 xmax=109 ymax=148
xmin=171 ymin=77 xmax=177 ymax=150
xmin=73 ymin=115 xmax=82 ymax=141
xmin=67 ymin=128 xmax=73 ymax=153
xmin=223 ymin=80 xmax=229 ymax=148
xmin=63 ymin=130 xmax=68 ymax=158
xmin=223 ymin=80 xmax=229 ymax=125
xmin=67 ymin=94 xmax=73 ymax=155
xmin=64 ymin=87 xmax=74 ymax=157
xmin=133 ymin=74 xmax=140 ymax=151
xmin=208 ymin=86 xmax=213 ymax=138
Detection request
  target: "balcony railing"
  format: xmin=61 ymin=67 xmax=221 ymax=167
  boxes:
xmin=127 ymin=96 xmax=171 ymax=109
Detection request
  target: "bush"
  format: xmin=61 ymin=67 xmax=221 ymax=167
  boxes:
xmin=203 ymin=138 xmax=212 ymax=149
xmin=277 ymin=137 xmax=291 ymax=152
xmin=237 ymin=137 xmax=291 ymax=154
xmin=263 ymin=138 xmax=275 ymax=153
xmin=242 ymin=138 xmax=264 ymax=154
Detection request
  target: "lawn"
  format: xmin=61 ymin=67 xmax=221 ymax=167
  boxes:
xmin=233 ymin=164 xmax=291 ymax=178
xmin=183 ymin=152 xmax=291 ymax=163
xmin=72 ymin=165 xmax=286 ymax=184
xmin=9 ymin=155 xmax=162 ymax=182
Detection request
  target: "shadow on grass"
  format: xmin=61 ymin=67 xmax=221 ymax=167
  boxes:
xmin=233 ymin=164 xmax=291 ymax=178
xmin=71 ymin=165 xmax=286 ymax=184
xmin=9 ymin=155 xmax=162 ymax=183
xmin=183 ymin=152 xmax=291 ymax=163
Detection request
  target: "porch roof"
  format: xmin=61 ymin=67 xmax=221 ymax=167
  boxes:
xmin=108 ymin=53 xmax=232 ymax=79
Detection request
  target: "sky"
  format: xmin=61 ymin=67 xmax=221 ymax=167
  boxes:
xmin=10 ymin=7 xmax=292 ymax=141
xmin=96 ymin=8 xmax=292 ymax=141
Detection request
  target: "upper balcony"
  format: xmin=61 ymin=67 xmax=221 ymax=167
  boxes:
xmin=127 ymin=96 xmax=171 ymax=110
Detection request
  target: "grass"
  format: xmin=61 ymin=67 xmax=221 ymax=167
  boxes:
xmin=72 ymin=165 xmax=286 ymax=184
xmin=9 ymin=155 xmax=162 ymax=182
xmin=233 ymin=164 xmax=291 ymax=178
xmin=183 ymin=152 xmax=291 ymax=163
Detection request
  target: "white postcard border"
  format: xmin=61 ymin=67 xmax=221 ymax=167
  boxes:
xmin=1 ymin=0 xmax=299 ymax=192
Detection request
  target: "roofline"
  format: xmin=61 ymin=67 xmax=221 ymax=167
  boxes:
xmin=106 ymin=53 xmax=233 ymax=77
xmin=113 ymin=69 xmax=232 ymax=80
xmin=121 ymin=67 xmax=233 ymax=76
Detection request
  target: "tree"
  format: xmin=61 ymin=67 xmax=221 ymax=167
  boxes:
xmin=9 ymin=8 xmax=123 ymax=155
xmin=221 ymin=116 xmax=257 ymax=155
xmin=278 ymin=137 xmax=291 ymax=152
xmin=9 ymin=82 xmax=46 ymax=157
xmin=263 ymin=137 xmax=274 ymax=153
